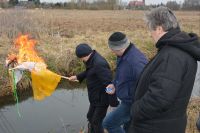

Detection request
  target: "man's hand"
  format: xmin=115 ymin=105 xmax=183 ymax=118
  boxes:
xmin=68 ymin=76 xmax=78 ymax=82
xmin=106 ymin=84 xmax=115 ymax=95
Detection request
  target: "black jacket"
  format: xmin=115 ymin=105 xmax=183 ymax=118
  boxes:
xmin=129 ymin=29 xmax=200 ymax=133
xmin=77 ymin=50 xmax=118 ymax=107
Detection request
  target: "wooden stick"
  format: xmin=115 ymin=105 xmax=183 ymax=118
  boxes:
xmin=8 ymin=67 xmax=79 ymax=82
xmin=60 ymin=76 xmax=70 ymax=80
xmin=60 ymin=76 xmax=79 ymax=82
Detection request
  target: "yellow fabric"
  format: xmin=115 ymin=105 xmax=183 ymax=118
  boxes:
xmin=31 ymin=69 xmax=61 ymax=100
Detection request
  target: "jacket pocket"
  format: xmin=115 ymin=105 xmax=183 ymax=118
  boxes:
xmin=117 ymin=82 xmax=130 ymax=100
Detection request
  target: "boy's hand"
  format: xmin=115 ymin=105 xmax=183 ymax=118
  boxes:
xmin=68 ymin=76 xmax=78 ymax=82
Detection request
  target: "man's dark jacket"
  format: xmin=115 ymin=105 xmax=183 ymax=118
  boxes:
xmin=129 ymin=29 xmax=200 ymax=133
xmin=77 ymin=50 xmax=118 ymax=107
xmin=113 ymin=44 xmax=148 ymax=104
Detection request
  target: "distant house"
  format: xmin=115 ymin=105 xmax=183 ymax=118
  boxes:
xmin=18 ymin=0 xmax=28 ymax=2
xmin=128 ymin=0 xmax=145 ymax=8
xmin=0 ymin=0 xmax=8 ymax=3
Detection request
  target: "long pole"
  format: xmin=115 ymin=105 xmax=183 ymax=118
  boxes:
xmin=60 ymin=76 xmax=79 ymax=82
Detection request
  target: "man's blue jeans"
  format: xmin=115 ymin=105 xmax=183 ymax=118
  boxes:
xmin=102 ymin=102 xmax=131 ymax=133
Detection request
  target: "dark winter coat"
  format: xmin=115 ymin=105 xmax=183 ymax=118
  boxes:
xmin=77 ymin=50 xmax=118 ymax=107
xmin=129 ymin=28 xmax=200 ymax=133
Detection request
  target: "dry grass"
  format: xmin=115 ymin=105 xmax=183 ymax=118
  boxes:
xmin=0 ymin=9 xmax=199 ymax=132
xmin=187 ymin=98 xmax=200 ymax=133
xmin=0 ymin=10 xmax=199 ymax=73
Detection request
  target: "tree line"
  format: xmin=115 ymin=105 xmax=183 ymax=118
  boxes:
xmin=0 ymin=0 xmax=199 ymax=10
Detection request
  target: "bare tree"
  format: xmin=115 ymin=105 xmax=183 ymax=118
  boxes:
xmin=182 ymin=0 xmax=200 ymax=10
xmin=166 ymin=1 xmax=180 ymax=10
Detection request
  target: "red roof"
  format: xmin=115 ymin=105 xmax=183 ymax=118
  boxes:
xmin=128 ymin=1 xmax=145 ymax=6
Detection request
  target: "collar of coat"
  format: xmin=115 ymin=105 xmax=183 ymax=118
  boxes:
xmin=120 ymin=43 xmax=133 ymax=59
xmin=85 ymin=50 xmax=96 ymax=68
xmin=116 ymin=44 xmax=134 ymax=66
xmin=156 ymin=28 xmax=181 ymax=51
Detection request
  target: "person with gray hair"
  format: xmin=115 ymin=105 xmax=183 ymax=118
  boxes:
xmin=129 ymin=6 xmax=200 ymax=133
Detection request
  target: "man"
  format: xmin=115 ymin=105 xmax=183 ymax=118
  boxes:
xmin=68 ymin=43 xmax=118 ymax=133
xmin=129 ymin=6 xmax=200 ymax=133
xmin=102 ymin=32 xmax=148 ymax=133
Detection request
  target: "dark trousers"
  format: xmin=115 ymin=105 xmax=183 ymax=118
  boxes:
xmin=87 ymin=104 xmax=108 ymax=133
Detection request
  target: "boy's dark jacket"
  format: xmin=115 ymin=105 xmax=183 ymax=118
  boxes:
xmin=77 ymin=50 xmax=118 ymax=107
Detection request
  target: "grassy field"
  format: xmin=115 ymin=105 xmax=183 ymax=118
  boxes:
xmin=0 ymin=9 xmax=199 ymax=132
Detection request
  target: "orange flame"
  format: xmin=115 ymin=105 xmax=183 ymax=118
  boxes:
xmin=14 ymin=35 xmax=44 ymax=64
xmin=7 ymin=35 xmax=62 ymax=100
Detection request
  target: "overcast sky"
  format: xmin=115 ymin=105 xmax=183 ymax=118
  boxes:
xmin=40 ymin=0 xmax=185 ymax=5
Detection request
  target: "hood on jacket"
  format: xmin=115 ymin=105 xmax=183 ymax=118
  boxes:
xmin=156 ymin=28 xmax=200 ymax=61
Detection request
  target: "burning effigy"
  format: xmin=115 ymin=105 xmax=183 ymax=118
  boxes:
xmin=6 ymin=35 xmax=68 ymax=101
